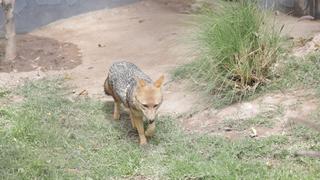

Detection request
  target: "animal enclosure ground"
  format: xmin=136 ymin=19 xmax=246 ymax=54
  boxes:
xmin=0 ymin=1 xmax=320 ymax=179
xmin=0 ymin=78 xmax=319 ymax=179
xmin=0 ymin=34 xmax=81 ymax=73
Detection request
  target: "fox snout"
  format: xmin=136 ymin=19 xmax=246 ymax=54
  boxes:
xmin=143 ymin=109 xmax=158 ymax=123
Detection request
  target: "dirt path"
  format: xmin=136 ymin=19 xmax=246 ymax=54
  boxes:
xmin=27 ymin=0 xmax=199 ymax=115
xmin=277 ymin=12 xmax=320 ymax=38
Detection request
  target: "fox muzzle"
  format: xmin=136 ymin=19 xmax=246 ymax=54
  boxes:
xmin=144 ymin=110 xmax=157 ymax=123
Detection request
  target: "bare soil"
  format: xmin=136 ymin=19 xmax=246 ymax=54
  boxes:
xmin=277 ymin=12 xmax=320 ymax=38
xmin=182 ymin=90 xmax=318 ymax=139
xmin=0 ymin=34 xmax=81 ymax=73
xmin=153 ymin=0 xmax=195 ymax=13
xmin=29 ymin=0 xmax=199 ymax=114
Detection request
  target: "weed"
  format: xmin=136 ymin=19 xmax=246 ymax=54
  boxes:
xmin=0 ymin=88 xmax=9 ymax=98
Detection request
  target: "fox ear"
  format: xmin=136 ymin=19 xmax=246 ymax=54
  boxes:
xmin=137 ymin=78 xmax=146 ymax=88
xmin=154 ymin=75 xmax=164 ymax=88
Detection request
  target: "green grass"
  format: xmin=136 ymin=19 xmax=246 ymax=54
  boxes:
xmin=0 ymin=88 xmax=9 ymax=98
xmin=1 ymin=78 xmax=320 ymax=179
xmin=174 ymin=0 xmax=282 ymax=107
xmin=269 ymin=52 xmax=320 ymax=94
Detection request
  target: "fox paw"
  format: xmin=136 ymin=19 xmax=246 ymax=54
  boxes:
xmin=145 ymin=123 xmax=155 ymax=137
xmin=145 ymin=128 xmax=155 ymax=137
xmin=113 ymin=113 xmax=120 ymax=120
xmin=139 ymin=137 xmax=147 ymax=145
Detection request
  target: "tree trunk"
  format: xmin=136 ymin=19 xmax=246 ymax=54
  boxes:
xmin=2 ymin=0 xmax=16 ymax=62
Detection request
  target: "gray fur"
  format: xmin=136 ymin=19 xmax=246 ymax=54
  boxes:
xmin=106 ymin=61 xmax=152 ymax=107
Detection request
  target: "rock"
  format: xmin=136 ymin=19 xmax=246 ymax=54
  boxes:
xmin=250 ymin=127 xmax=257 ymax=138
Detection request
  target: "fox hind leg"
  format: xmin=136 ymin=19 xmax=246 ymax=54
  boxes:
xmin=104 ymin=77 xmax=112 ymax=96
xmin=129 ymin=111 xmax=136 ymax=128
xmin=104 ymin=77 xmax=121 ymax=120
xmin=113 ymin=100 xmax=120 ymax=120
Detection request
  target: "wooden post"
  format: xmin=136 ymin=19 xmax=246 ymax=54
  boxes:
xmin=2 ymin=0 xmax=16 ymax=62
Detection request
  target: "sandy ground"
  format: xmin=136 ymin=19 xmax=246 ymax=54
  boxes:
xmin=277 ymin=12 xmax=320 ymax=38
xmin=0 ymin=0 xmax=319 ymax=134
xmin=29 ymin=0 xmax=199 ymax=115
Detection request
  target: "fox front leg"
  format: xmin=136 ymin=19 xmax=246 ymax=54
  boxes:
xmin=145 ymin=122 xmax=155 ymax=137
xmin=131 ymin=111 xmax=147 ymax=145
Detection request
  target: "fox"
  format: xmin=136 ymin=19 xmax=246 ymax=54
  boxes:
xmin=104 ymin=61 xmax=164 ymax=145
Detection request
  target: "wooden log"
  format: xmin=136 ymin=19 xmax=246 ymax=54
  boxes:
xmin=2 ymin=0 xmax=16 ymax=62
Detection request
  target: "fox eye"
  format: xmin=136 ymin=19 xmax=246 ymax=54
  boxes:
xmin=153 ymin=104 xmax=159 ymax=108
xmin=142 ymin=104 xmax=148 ymax=108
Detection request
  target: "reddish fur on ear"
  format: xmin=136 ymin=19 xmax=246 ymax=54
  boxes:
xmin=154 ymin=75 xmax=164 ymax=88
xmin=138 ymin=79 xmax=146 ymax=87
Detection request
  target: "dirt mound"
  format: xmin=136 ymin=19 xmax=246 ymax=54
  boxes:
xmin=294 ymin=33 xmax=320 ymax=57
xmin=181 ymin=90 xmax=318 ymax=139
xmin=0 ymin=34 xmax=81 ymax=73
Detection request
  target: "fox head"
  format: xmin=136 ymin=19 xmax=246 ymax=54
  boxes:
xmin=134 ymin=75 xmax=164 ymax=123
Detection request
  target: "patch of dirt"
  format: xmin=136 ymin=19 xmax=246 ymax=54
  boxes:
xmin=27 ymin=0 xmax=198 ymax=115
xmin=293 ymin=33 xmax=320 ymax=57
xmin=161 ymin=79 xmax=206 ymax=115
xmin=153 ymin=0 xmax=195 ymax=13
xmin=181 ymin=90 xmax=319 ymax=139
xmin=276 ymin=12 xmax=320 ymax=39
xmin=0 ymin=34 xmax=81 ymax=73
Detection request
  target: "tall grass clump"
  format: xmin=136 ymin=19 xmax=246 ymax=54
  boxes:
xmin=175 ymin=1 xmax=282 ymax=107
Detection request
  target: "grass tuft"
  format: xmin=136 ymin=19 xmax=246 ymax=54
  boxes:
xmin=270 ymin=52 xmax=320 ymax=94
xmin=174 ymin=1 xmax=282 ymax=107
xmin=0 ymin=88 xmax=10 ymax=98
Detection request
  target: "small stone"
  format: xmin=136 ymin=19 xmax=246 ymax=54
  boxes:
xmin=224 ymin=127 xmax=232 ymax=131
xmin=250 ymin=127 xmax=257 ymax=138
